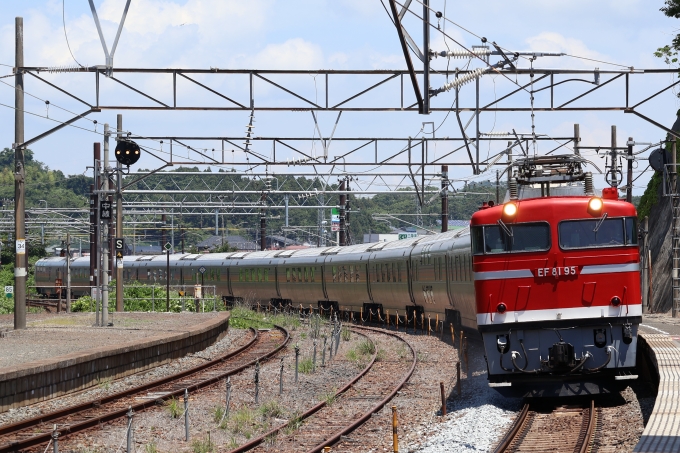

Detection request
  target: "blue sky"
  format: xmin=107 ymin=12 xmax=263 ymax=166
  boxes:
xmin=0 ymin=0 xmax=678 ymax=195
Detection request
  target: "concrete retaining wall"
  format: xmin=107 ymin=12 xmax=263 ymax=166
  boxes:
xmin=0 ymin=312 xmax=230 ymax=413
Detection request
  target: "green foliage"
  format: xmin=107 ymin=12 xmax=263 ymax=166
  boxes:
xmin=283 ymin=411 xmax=303 ymax=435
xmin=213 ymin=406 xmax=225 ymax=424
xmin=341 ymin=326 xmax=351 ymax=341
xmin=211 ymin=242 xmax=238 ymax=253
xmin=144 ymin=443 xmax=158 ymax=453
xmin=357 ymin=339 xmax=376 ymax=355
xmin=229 ymin=305 xmax=300 ymax=330
xmin=298 ymin=357 xmax=314 ymax=374
xmin=637 ymin=171 xmax=662 ymax=220
xmin=191 ymin=437 xmax=215 ymax=453
xmin=259 ymin=400 xmax=284 ymax=418
xmin=166 ymin=397 xmax=182 ymax=418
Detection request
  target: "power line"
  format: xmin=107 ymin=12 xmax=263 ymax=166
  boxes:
xmin=62 ymin=0 xmax=85 ymax=68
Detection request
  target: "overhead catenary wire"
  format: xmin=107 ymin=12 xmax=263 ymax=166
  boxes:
xmin=62 ymin=0 xmax=86 ymax=68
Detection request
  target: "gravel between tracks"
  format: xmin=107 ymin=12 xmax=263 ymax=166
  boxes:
xmin=0 ymin=312 xmax=221 ymax=369
xmin=5 ymin=318 xmax=653 ymax=452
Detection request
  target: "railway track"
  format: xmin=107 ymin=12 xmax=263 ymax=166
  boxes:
xmin=494 ymin=400 xmax=599 ymax=453
xmin=230 ymin=325 xmax=416 ymax=453
xmin=0 ymin=326 xmax=289 ymax=453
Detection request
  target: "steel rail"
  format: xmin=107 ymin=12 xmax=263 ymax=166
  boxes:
xmin=227 ymin=328 xmax=377 ymax=453
xmin=305 ymin=325 xmax=417 ymax=453
xmin=0 ymin=326 xmax=290 ymax=453
xmin=493 ymin=400 xmax=597 ymax=453
xmin=492 ymin=403 xmax=530 ymax=453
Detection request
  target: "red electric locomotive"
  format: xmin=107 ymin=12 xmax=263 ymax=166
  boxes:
xmin=471 ymin=155 xmax=640 ymax=397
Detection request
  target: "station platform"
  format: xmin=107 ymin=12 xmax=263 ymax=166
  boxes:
xmin=0 ymin=311 xmax=230 ymax=412
xmin=634 ymin=314 xmax=680 ymax=452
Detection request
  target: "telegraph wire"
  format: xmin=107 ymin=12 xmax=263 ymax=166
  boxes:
xmin=62 ymin=0 xmax=86 ymax=68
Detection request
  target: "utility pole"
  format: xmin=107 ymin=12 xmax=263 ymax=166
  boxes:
xmin=422 ymin=0 xmax=430 ymax=114
xmin=116 ymin=114 xmax=123 ymax=312
xmin=346 ymin=180 xmax=351 ymax=245
xmin=610 ymin=125 xmax=618 ymax=188
xmin=626 ymin=137 xmax=634 ymax=203
xmin=102 ymin=124 xmax=110 ymax=327
xmin=339 ymin=178 xmax=346 ymax=246
xmin=441 ymin=165 xmax=448 ymax=232
xmin=14 ymin=17 xmax=26 ymax=330
xmin=260 ymin=192 xmax=266 ymax=251
xmin=66 ymin=232 xmax=71 ymax=312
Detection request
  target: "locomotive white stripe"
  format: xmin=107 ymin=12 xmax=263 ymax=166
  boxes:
xmin=580 ymin=263 xmax=640 ymax=274
xmin=476 ymin=304 xmax=643 ymax=326
xmin=473 ymin=270 xmax=534 ymax=281
xmin=473 ymin=262 xmax=639 ymax=281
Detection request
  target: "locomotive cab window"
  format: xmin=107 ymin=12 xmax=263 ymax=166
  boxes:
xmin=471 ymin=222 xmax=551 ymax=254
xmin=559 ymin=216 xmax=638 ymax=249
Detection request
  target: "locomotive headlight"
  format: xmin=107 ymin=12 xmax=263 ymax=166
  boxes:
xmin=502 ymin=202 xmax=518 ymax=217
xmin=588 ymin=197 xmax=603 ymax=212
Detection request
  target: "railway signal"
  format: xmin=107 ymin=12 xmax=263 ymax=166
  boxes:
xmin=114 ymin=140 xmax=141 ymax=167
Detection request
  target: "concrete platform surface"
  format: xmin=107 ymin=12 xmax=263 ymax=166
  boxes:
xmin=634 ymin=330 xmax=680 ymax=452
xmin=0 ymin=312 xmax=222 ymax=370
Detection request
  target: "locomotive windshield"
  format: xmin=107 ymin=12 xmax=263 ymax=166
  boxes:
xmin=471 ymin=222 xmax=551 ymax=254
xmin=559 ymin=217 xmax=637 ymax=249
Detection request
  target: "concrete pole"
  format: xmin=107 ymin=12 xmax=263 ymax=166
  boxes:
xmin=642 ymin=216 xmax=649 ymax=314
xmin=339 ymin=179 xmax=346 ymax=246
xmin=102 ymin=124 xmax=110 ymax=326
xmin=610 ymin=125 xmax=618 ymax=188
xmin=673 ymin=139 xmax=678 ymax=318
xmin=441 ymin=165 xmax=448 ymax=232
xmin=14 ymin=17 xmax=26 ymax=330
xmin=573 ymin=124 xmax=580 ymax=156
xmin=215 ymin=208 xmax=218 ymax=236
xmin=260 ymin=192 xmax=266 ymax=251
xmin=66 ymin=232 xmax=71 ymax=312
xmin=626 ymin=137 xmax=633 ymax=203
xmin=116 ymin=115 xmax=123 ymax=312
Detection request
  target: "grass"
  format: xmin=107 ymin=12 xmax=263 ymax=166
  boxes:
xmin=166 ymin=397 xmax=182 ymax=419
xmin=320 ymin=388 xmax=337 ymax=407
xmin=229 ymin=305 xmax=301 ymax=330
xmin=298 ymin=357 xmax=314 ymax=374
xmin=229 ymin=405 xmax=257 ymax=435
xmin=259 ymin=400 xmax=284 ymax=419
xmin=283 ymin=411 xmax=303 ymax=435
xmin=376 ymin=348 xmax=387 ymax=362
xmin=357 ymin=339 xmax=376 ymax=355
xmin=96 ymin=377 xmax=112 ymax=391
xmin=341 ymin=326 xmax=351 ymax=341
xmin=144 ymin=443 xmax=158 ymax=453
xmin=191 ymin=437 xmax=214 ymax=453
xmin=213 ymin=406 xmax=225 ymax=424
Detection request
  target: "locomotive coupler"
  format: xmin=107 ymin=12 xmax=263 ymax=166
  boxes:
xmin=546 ymin=341 xmax=576 ymax=372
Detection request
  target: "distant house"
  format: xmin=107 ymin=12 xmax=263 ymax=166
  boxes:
xmin=265 ymin=235 xmax=300 ymax=250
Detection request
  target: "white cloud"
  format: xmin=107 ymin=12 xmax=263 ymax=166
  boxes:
xmin=241 ymin=38 xmax=325 ymax=70
xmin=525 ymin=32 xmax=623 ymax=69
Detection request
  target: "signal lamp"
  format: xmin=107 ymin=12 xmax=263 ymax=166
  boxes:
xmin=502 ymin=202 xmax=517 ymax=217
xmin=588 ymin=197 xmax=603 ymax=212
xmin=114 ymin=140 xmax=141 ymax=166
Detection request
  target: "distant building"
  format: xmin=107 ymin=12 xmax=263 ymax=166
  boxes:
xmin=265 ymin=235 xmax=300 ymax=250
xmin=436 ymin=220 xmax=470 ymax=229
xmin=197 ymin=235 xmax=257 ymax=252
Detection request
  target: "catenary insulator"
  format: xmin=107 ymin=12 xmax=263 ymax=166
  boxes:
xmin=584 ymin=172 xmax=594 ymax=196
xmin=509 ymin=178 xmax=518 ymax=200
xmin=439 ymin=67 xmax=486 ymax=92
xmin=436 ymin=48 xmax=492 ymax=59
xmin=46 ymin=65 xmax=85 ymax=73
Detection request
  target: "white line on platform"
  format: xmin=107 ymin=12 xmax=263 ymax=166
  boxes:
xmin=640 ymin=324 xmax=670 ymax=335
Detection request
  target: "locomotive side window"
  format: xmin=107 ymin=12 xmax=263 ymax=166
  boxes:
xmin=559 ymin=217 xmax=637 ymax=249
xmin=471 ymin=223 xmax=551 ymax=254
